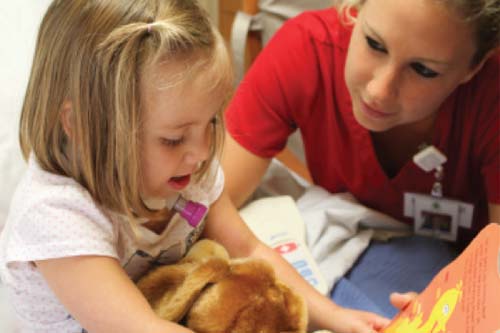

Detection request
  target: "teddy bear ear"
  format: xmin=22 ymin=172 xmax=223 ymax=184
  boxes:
xmin=182 ymin=239 xmax=230 ymax=263
xmin=137 ymin=263 xmax=191 ymax=309
xmin=155 ymin=256 xmax=230 ymax=322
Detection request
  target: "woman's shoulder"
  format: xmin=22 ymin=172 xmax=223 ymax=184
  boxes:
xmin=249 ymin=7 xmax=352 ymax=99
xmin=283 ymin=7 xmax=353 ymax=49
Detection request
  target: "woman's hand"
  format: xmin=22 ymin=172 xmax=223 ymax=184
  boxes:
xmin=389 ymin=291 xmax=419 ymax=311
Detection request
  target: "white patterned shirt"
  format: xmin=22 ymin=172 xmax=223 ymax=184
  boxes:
xmin=0 ymin=156 xmax=224 ymax=332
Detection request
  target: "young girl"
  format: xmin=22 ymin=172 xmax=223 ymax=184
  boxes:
xmin=0 ymin=1 xmax=396 ymax=332
xmin=221 ymin=0 xmax=499 ymax=322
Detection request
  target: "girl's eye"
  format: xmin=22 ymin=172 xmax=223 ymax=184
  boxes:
xmin=366 ymin=36 xmax=387 ymax=53
xmin=410 ymin=62 xmax=439 ymax=78
xmin=161 ymin=137 xmax=184 ymax=147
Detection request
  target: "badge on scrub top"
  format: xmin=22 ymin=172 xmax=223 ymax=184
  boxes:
xmin=403 ymin=146 xmax=474 ymax=242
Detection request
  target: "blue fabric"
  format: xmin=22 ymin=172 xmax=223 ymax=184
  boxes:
xmin=330 ymin=235 xmax=459 ymax=318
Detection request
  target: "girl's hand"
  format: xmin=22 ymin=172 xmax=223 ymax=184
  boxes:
xmin=329 ymin=292 xmax=419 ymax=333
xmin=329 ymin=292 xmax=418 ymax=333
xmin=327 ymin=307 xmax=391 ymax=333
xmin=389 ymin=291 xmax=418 ymax=311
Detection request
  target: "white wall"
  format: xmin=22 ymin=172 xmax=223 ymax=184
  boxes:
xmin=0 ymin=1 xmax=52 ymax=227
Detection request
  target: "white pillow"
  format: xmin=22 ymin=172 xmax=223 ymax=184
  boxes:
xmin=0 ymin=1 xmax=52 ymax=228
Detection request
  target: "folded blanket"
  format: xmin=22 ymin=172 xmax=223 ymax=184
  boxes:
xmin=331 ymin=235 xmax=459 ymax=318
xmin=297 ymin=188 xmax=410 ymax=291
xmin=248 ymin=160 xmax=411 ymax=292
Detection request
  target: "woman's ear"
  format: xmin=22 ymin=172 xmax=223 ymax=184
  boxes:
xmin=60 ymin=100 xmax=73 ymax=139
xmin=460 ymin=47 xmax=499 ymax=84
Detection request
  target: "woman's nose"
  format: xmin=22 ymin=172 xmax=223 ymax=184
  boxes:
xmin=366 ymin=64 xmax=399 ymax=102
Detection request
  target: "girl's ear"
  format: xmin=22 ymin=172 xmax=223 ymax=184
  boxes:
xmin=460 ymin=47 xmax=499 ymax=84
xmin=60 ymin=100 xmax=73 ymax=139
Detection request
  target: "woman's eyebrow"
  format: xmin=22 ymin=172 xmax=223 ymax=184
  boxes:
xmin=363 ymin=21 xmax=385 ymax=44
xmin=363 ymin=21 xmax=450 ymax=67
xmin=414 ymin=57 xmax=450 ymax=66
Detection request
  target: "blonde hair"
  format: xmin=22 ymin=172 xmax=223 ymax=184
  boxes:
xmin=338 ymin=0 xmax=500 ymax=65
xmin=20 ymin=0 xmax=233 ymax=220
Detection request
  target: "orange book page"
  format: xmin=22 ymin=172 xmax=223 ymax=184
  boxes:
xmin=383 ymin=223 xmax=500 ymax=333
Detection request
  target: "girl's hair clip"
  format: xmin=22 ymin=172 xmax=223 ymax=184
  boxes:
xmin=173 ymin=195 xmax=207 ymax=228
xmin=147 ymin=23 xmax=153 ymax=33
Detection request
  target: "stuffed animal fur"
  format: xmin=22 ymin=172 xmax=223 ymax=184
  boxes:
xmin=137 ymin=239 xmax=308 ymax=333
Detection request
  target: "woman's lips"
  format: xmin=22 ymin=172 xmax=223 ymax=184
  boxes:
xmin=360 ymin=101 xmax=393 ymax=119
xmin=168 ymin=174 xmax=191 ymax=190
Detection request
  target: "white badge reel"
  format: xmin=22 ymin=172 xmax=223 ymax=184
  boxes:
xmin=404 ymin=146 xmax=474 ymax=242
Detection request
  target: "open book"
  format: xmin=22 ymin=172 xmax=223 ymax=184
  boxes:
xmin=383 ymin=223 xmax=500 ymax=333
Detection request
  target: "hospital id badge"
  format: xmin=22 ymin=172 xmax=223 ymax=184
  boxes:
xmin=404 ymin=192 xmax=474 ymax=242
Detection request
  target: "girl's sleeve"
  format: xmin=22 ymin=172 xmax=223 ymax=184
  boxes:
xmin=4 ymin=187 xmax=118 ymax=264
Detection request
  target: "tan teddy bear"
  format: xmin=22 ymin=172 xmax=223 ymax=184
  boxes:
xmin=137 ymin=239 xmax=308 ymax=333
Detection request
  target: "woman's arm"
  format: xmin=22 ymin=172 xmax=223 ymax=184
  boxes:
xmin=221 ymin=133 xmax=271 ymax=208
xmin=36 ymin=256 xmax=194 ymax=333
xmin=205 ymin=192 xmax=390 ymax=333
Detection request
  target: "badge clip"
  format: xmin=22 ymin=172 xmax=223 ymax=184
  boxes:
xmin=413 ymin=145 xmax=447 ymax=198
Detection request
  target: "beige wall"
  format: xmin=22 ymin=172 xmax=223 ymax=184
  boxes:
xmin=198 ymin=0 xmax=219 ymax=25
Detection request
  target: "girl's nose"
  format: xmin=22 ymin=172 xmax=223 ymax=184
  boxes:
xmin=184 ymin=133 xmax=211 ymax=166
xmin=366 ymin=64 xmax=399 ymax=102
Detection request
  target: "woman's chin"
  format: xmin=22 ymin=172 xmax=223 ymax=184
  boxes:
xmin=353 ymin=110 xmax=394 ymax=132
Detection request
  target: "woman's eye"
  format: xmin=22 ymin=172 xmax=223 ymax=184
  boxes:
xmin=161 ymin=137 xmax=184 ymax=147
xmin=366 ymin=36 xmax=387 ymax=53
xmin=411 ymin=62 xmax=439 ymax=78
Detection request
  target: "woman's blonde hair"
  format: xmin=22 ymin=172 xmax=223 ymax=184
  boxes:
xmin=338 ymin=0 xmax=500 ymax=65
xmin=20 ymin=0 xmax=233 ymax=220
